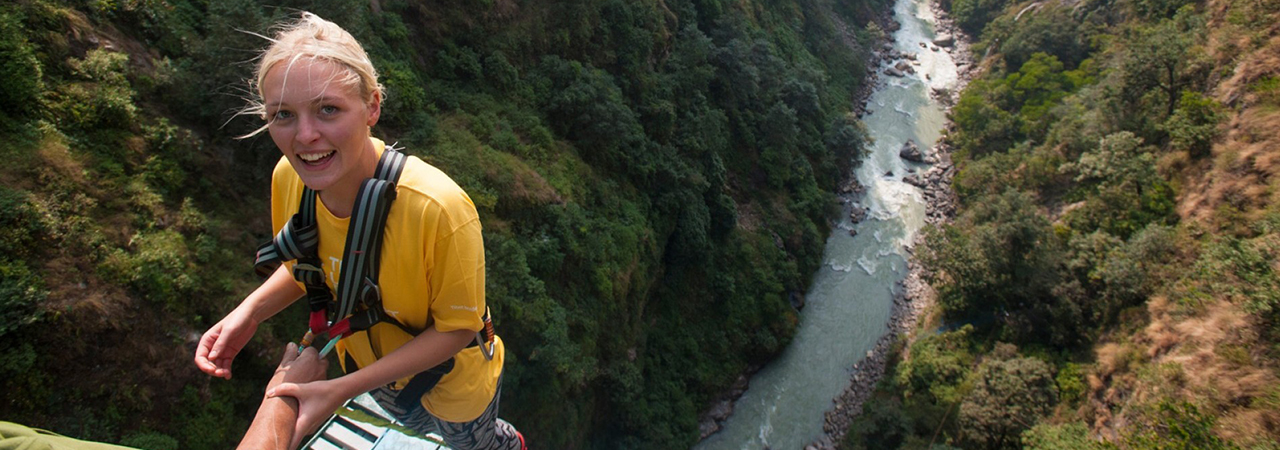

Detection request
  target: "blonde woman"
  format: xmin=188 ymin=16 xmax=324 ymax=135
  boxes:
xmin=193 ymin=12 xmax=524 ymax=450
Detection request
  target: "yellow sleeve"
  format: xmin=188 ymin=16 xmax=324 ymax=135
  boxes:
xmin=269 ymin=156 xmax=294 ymax=235
xmin=426 ymin=210 xmax=486 ymax=334
xmin=268 ymin=157 xmax=305 ymax=291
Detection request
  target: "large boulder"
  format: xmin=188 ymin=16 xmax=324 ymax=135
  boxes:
xmin=899 ymin=139 xmax=926 ymax=162
xmin=885 ymin=66 xmax=906 ymax=77
xmin=932 ymin=34 xmax=955 ymax=47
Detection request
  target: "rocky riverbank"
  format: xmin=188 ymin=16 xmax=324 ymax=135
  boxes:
xmin=695 ymin=6 xmax=897 ymax=440
xmin=695 ymin=0 xmax=977 ymax=444
xmin=805 ymin=1 xmax=973 ymax=449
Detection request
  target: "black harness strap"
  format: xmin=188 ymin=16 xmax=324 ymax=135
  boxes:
xmin=253 ymin=148 xmax=481 ymax=403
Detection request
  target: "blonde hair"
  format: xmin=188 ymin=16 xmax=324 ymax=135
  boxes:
xmin=238 ymin=12 xmax=384 ymax=138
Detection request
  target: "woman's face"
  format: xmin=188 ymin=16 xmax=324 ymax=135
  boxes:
xmin=261 ymin=58 xmax=380 ymax=194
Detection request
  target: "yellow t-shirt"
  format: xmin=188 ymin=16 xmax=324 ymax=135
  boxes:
xmin=270 ymin=138 xmax=504 ymax=422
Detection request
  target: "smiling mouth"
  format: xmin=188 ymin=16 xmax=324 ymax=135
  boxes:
xmin=297 ymin=151 xmax=335 ymax=166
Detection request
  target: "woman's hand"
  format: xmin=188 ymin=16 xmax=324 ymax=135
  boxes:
xmin=194 ymin=306 xmax=260 ymax=379
xmin=268 ymin=377 xmax=352 ymax=449
xmin=196 ymin=265 xmax=306 ymax=379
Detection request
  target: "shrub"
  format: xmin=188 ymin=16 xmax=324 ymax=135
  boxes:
xmin=99 ymin=229 xmax=197 ymax=311
xmin=0 ymin=186 xmax=48 ymax=259
xmin=0 ymin=259 xmax=46 ymax=339
xmin=1123 ymin=401 xmax=1238 ymax=449
xmin=1022 ymin=422 xmax=1097 ymax=450
xmin=0 ymin=11 xmax=44 ymax=118
xmin=119 ymin=432 xmax=180 ymax=450
xmin=1161 ymin=90 xmax=1223 ymax=158
xmin=53 ymin=49 xmax=137 ymax=131
xmin=959 ymin=356 xmax=1059 ymax=449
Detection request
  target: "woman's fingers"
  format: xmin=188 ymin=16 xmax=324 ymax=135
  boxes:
xmin=194 ymin=325 xmax=223 ymax=374
xmin=271 ymin=380 xmax=343 ymax=447
xmin=266 ymin=381 xmax=296 ymax=398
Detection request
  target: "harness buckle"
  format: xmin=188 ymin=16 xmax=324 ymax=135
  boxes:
xmin=361 ymin=277 xmax=382 ymax=307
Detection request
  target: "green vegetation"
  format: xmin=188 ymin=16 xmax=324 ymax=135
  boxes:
xmin=843 ymin=0 xmax=1280 ymax=448
xmin=0 ymin=0 xmax=886 ymax=447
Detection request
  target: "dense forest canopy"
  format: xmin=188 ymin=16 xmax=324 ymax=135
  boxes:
xmin=0 ymin=0 xmax=890 ymax=448
xmin=842 ymin=0 xmax=1280 ymax=448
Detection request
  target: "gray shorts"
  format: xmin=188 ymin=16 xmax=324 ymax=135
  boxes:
xmin=369 ymin=379 xmax=521 ymax=450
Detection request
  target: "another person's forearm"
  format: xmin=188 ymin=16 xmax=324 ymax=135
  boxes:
xmin=240 ymin=264 xmax=307 ymax=323
xmin=330 ymin=327 xmax=474 ymax=399
xmin=237 ymin=390 xmax=300 ymax=450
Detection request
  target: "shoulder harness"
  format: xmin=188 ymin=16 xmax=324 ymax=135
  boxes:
xmin=253 ymin=148 xmax=495 ymax=410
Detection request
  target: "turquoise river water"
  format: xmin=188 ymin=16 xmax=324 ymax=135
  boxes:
xmin=693 ymin=0 xmax=959 ymax=447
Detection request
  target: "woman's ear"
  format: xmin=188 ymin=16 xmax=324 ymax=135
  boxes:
xmin=366 ymin=91 xmax=382 ymax=127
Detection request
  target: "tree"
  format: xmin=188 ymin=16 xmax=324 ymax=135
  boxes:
xmin=1160 ymin=90 xmax=1222 ymax=158
xmin=950 ymin=0 xmax=1011 ymax=35
xmin=959 ymin=356 xmax=1059 ymax=450
xmin=1060 ymin=132 xmax=1174 ymax=237
xmin=925 ymin=189 xmax=1059 ymax=323
xmin=998 ymin=6 xmax=1088 ymax=71
xmin=897 ymin=325 xmax=977 ymax=405
xmin=949 ymin=79 xmax=1021 ymax=156
xmin=1062 ymin=132 xmax=1155 ymax=194
xmin=1118 ymin=7 xmax=1209 ymax=121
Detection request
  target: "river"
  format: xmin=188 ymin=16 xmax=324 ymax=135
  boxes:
xmin=693 ymin=0 xmax=959 ymax=447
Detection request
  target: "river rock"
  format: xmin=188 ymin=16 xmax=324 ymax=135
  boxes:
xmin=894 ymin=61 xmax=911 ymax=71
xmin=903 ymin=174 xmax=926 ymax=187
xmin=790 ymin=291 xmax=806 ymax=310
xmin=849 ymin=205 xmax=868 ymax=224
xmin=698 ymin=421 xmax=720 ymax=440
xmin=932 ymin=33 xmax=955 ymax=47
xmin=886 ymin=19 xmax=901 ymax=31
xmin=899 ymin=139 xmax=925 ymax=162
xmin=885 ymin=66 xmax=905 ymax=77
xmin=708 ymin=399 xmax=733 ymax=421
xmin=839 ymin=178 xmax=865 ymax=195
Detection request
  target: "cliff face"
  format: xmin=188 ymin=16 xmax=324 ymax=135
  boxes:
xmin=840 ymin=0 xmax=1280 ymax=448
xmin=0 ymin=0 xmax=887 ymax=448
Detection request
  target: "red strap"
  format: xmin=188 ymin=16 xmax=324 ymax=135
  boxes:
xmin=309 ymin=310 xmax=329 ymax=334
xmin=327 ymin=318 xmax=353 ymax=338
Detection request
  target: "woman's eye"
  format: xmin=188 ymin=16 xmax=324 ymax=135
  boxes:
xmin=320 ymin=105 xmax=339 ymax=115
xmin=272 ymin=110 xmax=294 ymax=120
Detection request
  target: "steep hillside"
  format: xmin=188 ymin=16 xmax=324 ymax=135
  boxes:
xmin=840 ymin=0 xmax=1280 ymax=448
xmin=0 ymin=0 xmax=887 ymax=448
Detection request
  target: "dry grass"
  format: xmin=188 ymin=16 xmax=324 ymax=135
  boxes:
xmin=1087 ymin=294 xmax=1280 ymax=445
xmin=1179 ymin=0 xmax=1280 ymax=229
